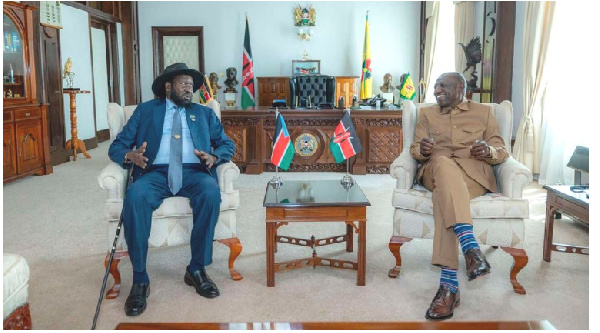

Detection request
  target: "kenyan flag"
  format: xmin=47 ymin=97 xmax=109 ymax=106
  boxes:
xmin=330 ymin=111 xmax=362 ymax=163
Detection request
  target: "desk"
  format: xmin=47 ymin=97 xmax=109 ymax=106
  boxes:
xmin=116 ymin=320 xmax=557 ymax=330
xmin=263 ymin=180 xmax=370 ymax=287
xmin=221 ymin=108 xmax=402 ymax=174
xmin=63 ymin=89 xmax=91 ymax=161
xmin=543 ymin=185 xmax=589 ymax=262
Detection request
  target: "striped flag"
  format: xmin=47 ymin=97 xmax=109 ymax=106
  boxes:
xmin=241 ymin=16 xmax=255 ymax=110
xmin=270 ymin=112 xmax=294 ymax=170
xmin=198 ymin=74 xmax=213 ymax=105
xmin=330 ymin=111 xmax=362 ymax=163
xmin=360 ymin=12 xmax=372 ymax=99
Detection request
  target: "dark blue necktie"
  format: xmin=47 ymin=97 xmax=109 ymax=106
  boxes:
xmin=168 ymin=107 xmax=183 ymax=194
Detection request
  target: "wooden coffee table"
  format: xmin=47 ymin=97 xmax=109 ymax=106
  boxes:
xmin=543 ymin=185 xmax=589 ymax=262
xmin=263 ymin=179 xmax=370 ymax=287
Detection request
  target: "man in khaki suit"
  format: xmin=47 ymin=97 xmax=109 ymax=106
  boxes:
xmin=410 ymin=72 xmax=509 ymax=320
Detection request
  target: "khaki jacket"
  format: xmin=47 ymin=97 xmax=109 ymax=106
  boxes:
xmin=409 ymin=100 xmax=509 ymax=192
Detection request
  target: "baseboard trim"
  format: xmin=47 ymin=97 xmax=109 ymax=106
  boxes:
xmin=97 ymin=129 xmax=110 ymax=143
xmin=83 ymin=137 xmax=99 ymax=151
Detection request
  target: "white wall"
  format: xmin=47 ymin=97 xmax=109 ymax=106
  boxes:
xmin=138 ymin=1 xmax=421 ymax=104
xmin=59 ymin=4 xmax=96 ymax=141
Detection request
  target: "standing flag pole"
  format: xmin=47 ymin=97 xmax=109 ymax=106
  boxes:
xmin=269 ymin=107 xmax=288 ymax=189
xmin=360 ymin=10 xmax=372 ymax=100
xmin=241 ymin=13 xmax=256 ymax=110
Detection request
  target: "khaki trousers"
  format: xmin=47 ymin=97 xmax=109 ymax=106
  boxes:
xmin=421 ymin=156 xmax=487 ymax=269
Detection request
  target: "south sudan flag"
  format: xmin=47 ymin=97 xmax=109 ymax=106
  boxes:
xmin=330 ymin=111 xmax=362 ymax=163
xmin=270 ymin=112 xmax=294 ymax=170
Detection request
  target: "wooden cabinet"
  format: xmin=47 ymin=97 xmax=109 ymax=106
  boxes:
xmin=256 ymin=77 xmax=289 ymax=106
xmin=335 ymin=76 xmax=358 ymax=108
xmin=3 ymin=2 xmax=52 ymax=183
xmin=256 ymin=76 xmax=359 ymax=107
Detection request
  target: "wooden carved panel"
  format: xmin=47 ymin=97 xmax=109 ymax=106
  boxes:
xmin=224 ymin=127 xmax=246 ymax=163
xmin=366 ymin=128 xmax=402 ymax=163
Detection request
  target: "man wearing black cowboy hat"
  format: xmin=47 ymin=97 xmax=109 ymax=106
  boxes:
xmin=108 ymin=63 xmax=235 ymax=316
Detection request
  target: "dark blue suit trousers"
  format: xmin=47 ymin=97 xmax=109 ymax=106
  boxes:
xmin=122 ymin=164 xmax=221 ymax=274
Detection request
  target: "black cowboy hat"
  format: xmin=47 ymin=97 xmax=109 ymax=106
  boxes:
xmin=151 ymin=62 xmax=205 ymax=97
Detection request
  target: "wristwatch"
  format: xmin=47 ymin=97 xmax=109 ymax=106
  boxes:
xmin=123 ymin=153 xmax=132 ymax=166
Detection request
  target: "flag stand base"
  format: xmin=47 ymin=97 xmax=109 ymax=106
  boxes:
xmin=340 ymin=174 xmax=354 ymax=190
xmin=269 ymin=176 xmax=283 ymax=190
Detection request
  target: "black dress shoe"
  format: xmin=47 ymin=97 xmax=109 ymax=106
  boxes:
xmin=124 ymin=282 xmax=150 ymax=316
xmin=184 ymin=268 xmax=220 ymax=298
xmin=464 ymin=248 xmax=491 ymax=281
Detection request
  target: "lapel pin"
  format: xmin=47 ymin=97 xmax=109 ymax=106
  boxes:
xmin=190 ymin=115 xmax=196 ymax=122
xmin=173 ymin=134 xmax=181 ymax=139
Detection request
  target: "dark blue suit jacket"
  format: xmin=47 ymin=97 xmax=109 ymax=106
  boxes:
xmin=108 ymin=99 xmax=235 ymax=181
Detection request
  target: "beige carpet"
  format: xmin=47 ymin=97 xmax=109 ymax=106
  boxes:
xmin=3 ymin=141 xmax=589 ymax=329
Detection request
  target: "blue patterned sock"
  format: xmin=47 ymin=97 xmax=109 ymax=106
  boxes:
xmin=133 ymin=270 xmax=149 ymax=284
xmin=440 ymin=266 xmax=459 ymax=293
xmin=453 ymin=223 xmax=480 ymax=253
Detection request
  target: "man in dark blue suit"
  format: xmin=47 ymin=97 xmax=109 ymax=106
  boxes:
xmin=108 ymin=63 xmax=235 ymax=316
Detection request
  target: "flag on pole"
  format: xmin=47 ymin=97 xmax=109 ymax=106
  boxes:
xmin=271 ymin=112 xmax=294 ymax=170
xmin=360 ymin=11 xmax=372 ymax=100
xmin=399 ymin=73 xmax=416 ymax=100
xmin=198 ymin=74 xmax=213 ymax=105
xmin=330 ymin=111 xmax=362 ymax=163
xmin=241 ymin=15 xmax=255 ymax=110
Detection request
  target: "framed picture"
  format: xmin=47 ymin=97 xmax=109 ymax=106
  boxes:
xmin=292 ymin=60 xmax=320 ymax=75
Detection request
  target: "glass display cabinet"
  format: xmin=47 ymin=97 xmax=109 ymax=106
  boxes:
xmin=3 ymin=2 xmax=52 ymax=182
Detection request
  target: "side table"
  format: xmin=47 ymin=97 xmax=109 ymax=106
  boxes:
xmin=63 ymin=89 xmax=91 ymax=161
xmin=543 ymin=185 xmax=589 ymax=262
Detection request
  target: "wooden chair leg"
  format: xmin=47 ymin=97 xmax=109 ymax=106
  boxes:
xmin=104 ymin=251 xmax=128 ymax=299
xmin=217 ymin=237 xmax=243 ymax=281
xmin=3 ymin=303 xmax=32 ymax=329
xmin=388 ymin=236 xmax=412 ymax=278
xmin=501 ymin=247 xmax=528 ymax=295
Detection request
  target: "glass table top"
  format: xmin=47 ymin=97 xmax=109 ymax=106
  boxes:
xmin=263 ymin=179 xmax=371 ymax=207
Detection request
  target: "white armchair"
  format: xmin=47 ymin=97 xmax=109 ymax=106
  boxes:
xmin=98 ymin=100 xmax=242 ymax=299
xmin=389 ymin=99 xmax=533 ymax=294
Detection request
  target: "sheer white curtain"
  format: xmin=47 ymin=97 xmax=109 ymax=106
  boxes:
xmin=425 ymin=1 xmax=456 ymax=102
xmin=423 ymin=1 xmax=440 ymax=103
xmin=512 ymin=2 xmax=555 ymax=174
xmin=454 ymin=1 xmax=474 ymax=74
xmin=537 ymin=2 xmax=593 ymax=185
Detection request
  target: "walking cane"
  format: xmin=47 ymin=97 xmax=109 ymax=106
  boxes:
xmin=92 ymin=167 xmax=134 ymax=330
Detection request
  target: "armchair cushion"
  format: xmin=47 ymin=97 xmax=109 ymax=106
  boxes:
xmin=392 ymin=187 xmax=529 ymax=219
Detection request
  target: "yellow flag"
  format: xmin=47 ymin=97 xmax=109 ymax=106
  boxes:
xmin=360 ymin=12 xmax=372 ymax=99
xmin=400 ymin=73 xmax=416 ymax=100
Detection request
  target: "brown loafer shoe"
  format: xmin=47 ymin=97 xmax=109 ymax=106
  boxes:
xmin=464 ymin=248 xmax=491 ymax=280
xmin=425 ymin=286 xmax=460 ymax=320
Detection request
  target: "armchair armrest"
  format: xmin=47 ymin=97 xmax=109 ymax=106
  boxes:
xmin=216 ymin=162 xmax=240 ymax=193
xmin=493 ymin=156 xmax=533 ymax=199
xmin=98 ymin=162 xmax=128 ymax=200
xmin=390 ymin=150 xmax=418 ymax=190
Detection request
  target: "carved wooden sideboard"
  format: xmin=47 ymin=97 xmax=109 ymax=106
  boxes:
xmin=256 ymin=76 xmax=359 ymax=108
xmin=221 ymin=108 xmax=402 ymax=174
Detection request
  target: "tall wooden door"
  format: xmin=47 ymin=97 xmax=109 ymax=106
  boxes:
xmin=41 ymin=25 xmax=68 ymax=166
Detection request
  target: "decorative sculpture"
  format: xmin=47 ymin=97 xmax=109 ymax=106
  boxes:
xmin=63 ymin=57 xmax=75 ymax=89
xmin=209 ymin=72 xmax=221 ymax=100
xmin=380 ymin=73 xmax=395 ymax=93
xmin=458 ymin=36 xmax=482 ymax=89
xmin=223 ymin=67 xmax=238 ymax=93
